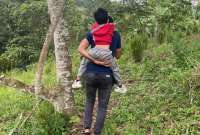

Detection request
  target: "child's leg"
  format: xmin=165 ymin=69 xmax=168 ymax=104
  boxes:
xmin=89 ymin=48 xmax=122 ymax=86
xmin=88 ymin=47 xmax=111 ymax=60
xmin=77 ymin=57 xmax=88 ymax=80
xmin=76 ymin=47 xmax=99 ymax=80
xmin=109 ymin=58 xmax=122 ymax=86
xmin=88 ymin=48 xmax=100 ymax=59
xmin=72 ymin=57 xmax=88 ymax=88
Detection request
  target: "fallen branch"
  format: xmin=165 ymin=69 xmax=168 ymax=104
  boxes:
xmin=0 ymin=75 xmax=34 ymax=94
xmin=0 ymin=75 xmax=60 ymax=102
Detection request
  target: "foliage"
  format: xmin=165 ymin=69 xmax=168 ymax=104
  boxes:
xmin=0 ymin=0 xmax=49 ymax=72
xmin=110 ymin=34 xmax=200 ymax=134
xmin=0 ymin=61 xmax=69 ymax=135
xmin=1 ymin=0 xmax=200 ymax=71
xmin=0 ymin=87 xmax=70 ymax=135
xmin=195 ymin=1 xmax=200 ymax=19
xmin=65 ymin=0 xmax=86 ymax=42
xmin=172 ymin=37 xmax=200 ymax=69
xmin=129 ymin=33 xmax=148 ymax=62
xmin=111 ymin=0 xmax=200 ymax=43
xmin=1 ymin=33 xmax=200 ymax=134
xmin=76 ymin=0 xmax=112 ymax=15
xmin=1 ymin=0 xmax=200 ymax=134
xmin=0 ymin=0 xmax=83 ymax=72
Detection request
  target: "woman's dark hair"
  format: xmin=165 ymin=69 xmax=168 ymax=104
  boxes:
xmin=94 ymin=8 xmax=108 ymax=24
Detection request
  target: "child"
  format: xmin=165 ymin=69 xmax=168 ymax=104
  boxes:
xmin=72 ymin=16 xmax=127 ymax=93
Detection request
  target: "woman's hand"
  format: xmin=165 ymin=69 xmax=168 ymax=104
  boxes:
xmin=78 ymin=39 xmax=111 ymax=67
xmin=93 ymin=59 xmax=111 ymax=67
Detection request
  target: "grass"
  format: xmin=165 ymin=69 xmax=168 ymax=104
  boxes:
xmin=0 ymin=87 xmax=35 ymax=134
xmin=102 ymin=36 xmax=200 ymax=135
xmin=1 ymin=34 xmax=200 ymax=135
xmin=0 ymin=58 xmax=70 ymax=135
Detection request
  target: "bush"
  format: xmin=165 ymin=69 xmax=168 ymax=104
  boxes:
xmin=129 ymin=34 xmax=148 ymax=62
xmin=172 ymin=37 xmax=200 ymax=69
xmin=0 ymin=46 xmax=39 ymax=72
xmin=0 ymin=1 xmax=49 ymax=72
xmin=172 ymin=39 xmax=190 ymax=68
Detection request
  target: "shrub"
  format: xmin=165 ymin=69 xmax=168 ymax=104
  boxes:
xmin=0 ymin=46 xmax=39 ymax=72
xmin=129 ymin=34 xmax=148 ymax=62
xmin=0 ymin=1 xmax=48 ymax=72
xmin=172 ymin=39 xmax=190 ymax=68
xmin=172 ymin=37 xmax=200 ymax=69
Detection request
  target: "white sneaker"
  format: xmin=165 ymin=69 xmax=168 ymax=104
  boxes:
xmin=114 ymin=84 xmax=127 ymax=93
xmin=72 ymin=80 xmax=82 ymax=89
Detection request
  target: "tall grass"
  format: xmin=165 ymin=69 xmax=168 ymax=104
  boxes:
xmin=129 ymin=34 xmax=148 ymax=62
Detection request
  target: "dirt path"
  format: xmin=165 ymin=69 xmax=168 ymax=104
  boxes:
xmin=69 ymin=80 xmax=134 ymax=135
xmin=69 ymin=97 xmax=119 ymax=135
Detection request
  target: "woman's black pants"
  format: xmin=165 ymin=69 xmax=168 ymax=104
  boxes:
xmin=84 ymin=72 xmax=113 ymax=135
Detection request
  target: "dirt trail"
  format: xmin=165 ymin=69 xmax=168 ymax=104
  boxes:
xmin=69 ymin=97 xmax=119 ymax=135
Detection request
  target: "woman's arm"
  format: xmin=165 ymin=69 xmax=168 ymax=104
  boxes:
xmin=111 ymin=31 xmax=122 ymax=59
xmin=78 ymin=39 xmax=96 ymax=62
xmin=115 ymin=48 xmax=122 ymax=59
xmin=78 ymin=39 xmax=110 ymax=66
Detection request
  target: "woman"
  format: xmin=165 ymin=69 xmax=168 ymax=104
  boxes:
xmin=78 ymin=8 xmax=122 ymax=135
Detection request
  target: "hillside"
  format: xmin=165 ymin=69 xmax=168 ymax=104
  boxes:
xmin=0 ymin=34 xmax=200 ymax=135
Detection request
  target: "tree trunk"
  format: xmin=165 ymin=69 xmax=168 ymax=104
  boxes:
xmin=48 ymin=0 xmax=75 ymax=114
xmin=34 ymin=0 xmax=64 ymax=95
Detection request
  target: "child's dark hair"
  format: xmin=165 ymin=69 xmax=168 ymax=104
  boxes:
xmin=108 ymin=16 xmax=114 ymax=23
xmin=94 ymin=8 xmax=108 ymax=24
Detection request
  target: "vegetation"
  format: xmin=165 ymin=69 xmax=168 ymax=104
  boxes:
xmin=1 ymin=0 xmax=200 ymax=135
xmin=129 ymin=33 xmax=148 ymax=62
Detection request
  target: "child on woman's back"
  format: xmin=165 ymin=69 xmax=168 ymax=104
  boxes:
xmin=72 ymin=10 xmax=127 ymax=93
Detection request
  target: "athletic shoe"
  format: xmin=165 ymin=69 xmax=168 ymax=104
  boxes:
xmin=114 ymin=84 xmax=127 ymax=93
xmin=72 ymin=80 xmax=82 ymax=89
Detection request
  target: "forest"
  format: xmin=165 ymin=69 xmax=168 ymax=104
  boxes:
xmin=0 ymin=0 xmax=200 ymax=134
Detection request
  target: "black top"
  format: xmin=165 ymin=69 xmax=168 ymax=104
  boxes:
xmin=85 ymin=31 xmax=121 ymax=74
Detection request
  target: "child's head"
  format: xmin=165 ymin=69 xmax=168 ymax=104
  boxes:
xmin=94 ymin=8 xmax=108 ymax=25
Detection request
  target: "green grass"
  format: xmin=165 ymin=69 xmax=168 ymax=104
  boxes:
xmin=5 ymin=58 xmax=57 ymax=88
xmin=1 ymin=35 xmax=200 ymax=135
xmin=0 ymin=58 xmax=70 ymax=135
xmin=0 ymin=87 xmax=35 ymax=134
xmin=0 ymin=88 xmax=70 ymax=135
xmin=102 ymin=36 xmax=200 ymax=135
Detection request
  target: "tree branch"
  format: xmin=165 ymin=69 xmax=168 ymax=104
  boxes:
xmin=0 ymin=75 xmax=57 ymax=102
